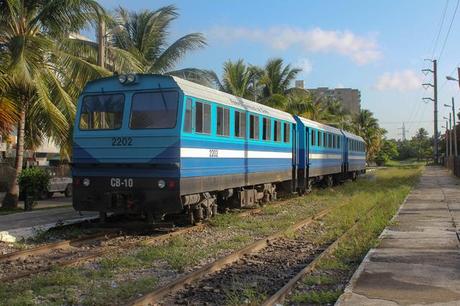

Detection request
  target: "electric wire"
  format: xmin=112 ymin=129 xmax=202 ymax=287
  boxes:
xmin=431 ymin=0 xmax=450 ymax=59
xmin=438 ymin=0 xmax=459 ymax=61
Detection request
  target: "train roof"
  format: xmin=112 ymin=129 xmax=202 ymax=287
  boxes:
xmin=295 ymin=116 xmax=343 ymax=134
xmin=341 ymin=130 xmax=365 ymax=142
xmin=172 ymin=76 xmax=296 ymax=123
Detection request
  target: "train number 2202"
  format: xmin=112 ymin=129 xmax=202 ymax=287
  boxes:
xmin=111 ymin=137 xmax=133 ymax=146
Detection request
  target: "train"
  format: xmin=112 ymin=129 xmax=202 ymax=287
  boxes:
xmin=72 ymin=74 xmax=366 ymax=223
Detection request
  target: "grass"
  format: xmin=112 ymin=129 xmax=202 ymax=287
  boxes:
xmin=286 ymin=163 xmax=423 ymax=305
xmin=0 ymin=165 xmax=423 ymax=306
xmin=291 ymin=289 xmax=342 ymax=304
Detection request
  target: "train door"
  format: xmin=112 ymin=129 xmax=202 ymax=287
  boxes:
xmin=305 ymin=127 xmax=310 ymax=185
xmin=291 ymin=123 xmax=297 ymax=192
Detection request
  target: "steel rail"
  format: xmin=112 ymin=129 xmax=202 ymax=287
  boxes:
xmin=128 ymin=205 xmax=336 ymax=306
xmin=261 ymin=203 xmax=381 ymax=306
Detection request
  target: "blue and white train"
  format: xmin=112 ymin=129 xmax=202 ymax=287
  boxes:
xmin=72 ymin=74 xmax=366 ymax=223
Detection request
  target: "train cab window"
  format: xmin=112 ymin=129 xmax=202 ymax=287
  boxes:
xmin=283 ymin=122 xmax=290 ymax=143
xmin=130 ymin=91 xmax=178 ymax=129
xmin=249 ymin=114 xmax=259 ymax=140
xmin=183 ymin=99 xmax=192 ymax=133
xmin=311 ymin=130 xmax=316 ymax=146
xmin=274 ymin=120 xmax=281 ymax=142
xmin=235 ymin=110 xmax=246 ymax=138
xmin=262 ymin=117 xmax=271 ymax=141
xmin=80 ymin=94 xmax=124 ymax=130
xmin=217 ymin=106 xmax=230 ymax=136
xmin=195 ymin=101 xmax=211 ymax=134
xmin=318 ymin=131 xmax=323 ymax=147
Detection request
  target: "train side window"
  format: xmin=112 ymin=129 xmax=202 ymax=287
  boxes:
xmin=322 ymin=132 xmax=326 ymax=148
xmin=274 ymin=120 xmax=281 ymax=142
xmin=195 ymin=101 xmax=211 ymax=134
xmin=249 ymin=114 xmax=259 ymax=140
xmin=283 ymin=122 xmax=290 ymax=143
xmin=311 ymin=129 xmax=316 ymax=146
xmin=217 ymin=106 xmax=230 ymax=136
xmin=262 ymin=117 xmax=271 ymax=141
xmin=235 ymin=110 xmax=246 ymax=138
xmin=318 ymin=131 xmax=322 ymax=147
xmin=338 ymin=137 xmax=341 ymax=148
xmin=183 ymin=99 xmax=192 ymax=133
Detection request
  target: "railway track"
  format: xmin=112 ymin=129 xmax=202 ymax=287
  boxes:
xmin=0 ymin=224 xmax=206 ymax=282
xmin=129 ymin=201 xmax=376 ymax=306
xmin=0 ymin=203 xmax=271 ymax=283
xmin=128 ymin=206 xmax=334 ymax=306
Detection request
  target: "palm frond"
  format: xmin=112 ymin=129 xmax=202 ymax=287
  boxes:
xmin=150 ymin=33 xmax=206 ymax=73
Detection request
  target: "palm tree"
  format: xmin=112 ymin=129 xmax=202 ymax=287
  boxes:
xmin=258 ymin=58 xmax=301 ymax=109
xmin=260 ymin=58 xmax=301 ymax=97
xmin=0 ymin=0 xmax=108 ymax=208
xmin=111 ymin=6 xmax=206 ymax=73
xmin=219 ymin=59 xmax=262 ymax=99
xmin=352 ymin=109 xmax=386 ymax=160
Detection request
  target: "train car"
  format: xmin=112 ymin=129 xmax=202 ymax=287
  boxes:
xmin=342 ymin=130 xmax=366 ymax=180
xmin=294 ymin=116 xmax=345 ymax=192
xmin=72 ymin=74 xmax=295 ymax=223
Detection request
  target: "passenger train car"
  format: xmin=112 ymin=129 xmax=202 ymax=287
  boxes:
xmin=72 ymin=74 xmax=366 ymax=223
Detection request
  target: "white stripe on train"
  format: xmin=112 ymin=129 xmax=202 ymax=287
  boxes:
xmin=180 ymin=148 xmax=292 ymax=159
xmin=180 ymin=148 xmax=364 ymax=160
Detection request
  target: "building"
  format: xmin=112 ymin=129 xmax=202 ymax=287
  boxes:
xmin=308 ymin=87 xmax=361 ymax=115
xmin=294 ymin=81 xmax=361 ymax=115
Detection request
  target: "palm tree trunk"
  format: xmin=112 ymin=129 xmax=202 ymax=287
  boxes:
xmin=2 ymin=108 xmax=26 ymax=208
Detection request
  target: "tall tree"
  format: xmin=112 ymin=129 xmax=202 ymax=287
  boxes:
xmin=111 ymin=6 xmax=206 ymax=73
xmin=0 ymin=0 xmax=108 ymax=208
xmin=258 ymin=58 xmax=301 ymax=108
xmin=352 ymin=109 xmax=386 ymax=160
xmin=220 ymin=59 xmax=258 ymax=98
xmin=411 ymin=128 xmax=432 ymax=161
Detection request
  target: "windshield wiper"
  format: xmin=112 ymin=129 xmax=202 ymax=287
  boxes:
xmin=158 ymin=83 xmax=169 ymax=111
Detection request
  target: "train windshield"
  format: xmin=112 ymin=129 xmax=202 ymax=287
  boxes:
xmin=130 ymin=91 xmax=178 ymax=129
xmin=79 ymin=94 xmax=124 ymax=130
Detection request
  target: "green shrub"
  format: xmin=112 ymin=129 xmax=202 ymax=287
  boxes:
xmin=18 ymin=167 xmax=50 ymax=201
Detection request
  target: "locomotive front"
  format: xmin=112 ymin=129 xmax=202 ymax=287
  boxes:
xmin=72 ymin=74 xmax=184 ymax=220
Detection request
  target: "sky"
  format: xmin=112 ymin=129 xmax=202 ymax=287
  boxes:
xmin=96 ymin=0 xmax=460 ymax=139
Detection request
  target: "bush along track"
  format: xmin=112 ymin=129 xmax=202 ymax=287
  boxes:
xmin=0 ymin=166 xmax=421 ymax=305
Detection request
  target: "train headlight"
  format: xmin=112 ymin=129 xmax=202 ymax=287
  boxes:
xmin=118 ymin=74 xmax=127 ymax=84
xmin=126 ymin=74 xmax=136 ymax=83
xmin=83 ymin=178 xmax=91 ymax=187
xmin=157 ymin=179 xmax=166 ymax=189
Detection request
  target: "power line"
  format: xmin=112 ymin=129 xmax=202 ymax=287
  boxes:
xmin=431 ymin=0 xmax=450 ymax=58
xmin=438 ymin=0 xmax=460 ymax=61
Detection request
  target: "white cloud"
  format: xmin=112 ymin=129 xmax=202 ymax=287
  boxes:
xmin=295 ymin=58 xmax=313 ymax=75
xmin=209 ymin=26 xmax=381 ymax=65
xmin=374 ymin=70 xmax=422 ymax=92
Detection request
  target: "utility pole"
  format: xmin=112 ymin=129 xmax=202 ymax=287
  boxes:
xmin=449 ymin=113 xmax=453 ymax=156
xmin=398 ymin=122 xmax=409 ymax=141
xmin=446 ymin=120 xmax=449 ymax=158
xmin=452 ymin=97 xmax=457 ymax=156
xmin=422 ymin=59 xmax=439 ymax=164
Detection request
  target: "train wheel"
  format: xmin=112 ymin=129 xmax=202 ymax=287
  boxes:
xmin=306 ymin=179 xmax=313 ymax=193
xmin=325 ymin=175 xmax=334 ymax=188
xmin=351 ymin=171 xmax=358 ymax=181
